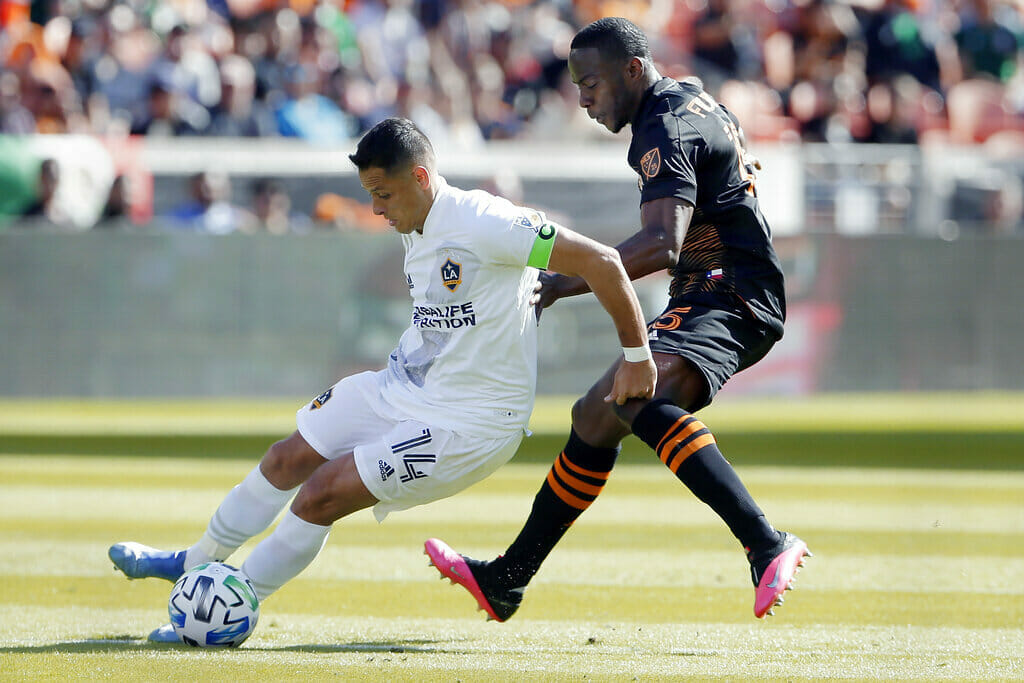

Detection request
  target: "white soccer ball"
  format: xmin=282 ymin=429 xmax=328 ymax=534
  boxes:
xmin=168 ymin=562 xmax=260 ymax=647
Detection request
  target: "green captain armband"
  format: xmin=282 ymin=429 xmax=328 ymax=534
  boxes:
xmin=527 ymin=222 xmax=558 ymax=269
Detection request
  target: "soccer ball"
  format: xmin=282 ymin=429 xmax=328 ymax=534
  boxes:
xmin=168 ymin=562 xmax=260 ymax=647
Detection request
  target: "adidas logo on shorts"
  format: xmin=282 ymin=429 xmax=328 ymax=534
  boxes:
xmin=378 ymin=460 xmax=395 ymax=482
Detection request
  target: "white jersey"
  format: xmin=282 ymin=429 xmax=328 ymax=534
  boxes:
xmin=380 ymin=177 xmax=556 ymax=437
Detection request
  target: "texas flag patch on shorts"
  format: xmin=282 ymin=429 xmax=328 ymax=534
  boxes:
xmin=706 ymin=268 xmax=724 ymax=280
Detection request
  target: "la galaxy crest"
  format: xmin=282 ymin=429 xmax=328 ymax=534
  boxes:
xmin=441 ymin=258 xmax=462 ymax=292
xmin=640 ymin=147 xmax=661 ymax=179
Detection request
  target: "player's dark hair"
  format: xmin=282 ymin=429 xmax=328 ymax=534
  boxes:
xmin=570 ymin=17 xmax=652 ymax=64
xmin=348 ymin=117 xmax=435 ymax=174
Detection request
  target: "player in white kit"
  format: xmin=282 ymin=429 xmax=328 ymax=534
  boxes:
xmin=108 ymin=117 xmax=657 ymax=641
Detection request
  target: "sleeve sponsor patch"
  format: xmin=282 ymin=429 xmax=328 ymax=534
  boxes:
xmin=514 ymin=209 xmax=546 ymax=231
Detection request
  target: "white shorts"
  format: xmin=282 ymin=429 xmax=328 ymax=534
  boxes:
xmin=295 ymin=370 xmax=523 ymax=521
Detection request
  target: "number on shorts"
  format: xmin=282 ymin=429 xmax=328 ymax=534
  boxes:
xmin=650 ymin=306 xmax=692 ymax=331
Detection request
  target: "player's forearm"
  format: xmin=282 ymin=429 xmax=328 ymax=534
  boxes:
xmin=547 ymin=231 xmax=675 ymax=301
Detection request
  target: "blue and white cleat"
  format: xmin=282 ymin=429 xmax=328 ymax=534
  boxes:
xmin=147 ymin=623 xmax=180 ymax=643
xmin=108 ymin=542 xmax=185 ymax=582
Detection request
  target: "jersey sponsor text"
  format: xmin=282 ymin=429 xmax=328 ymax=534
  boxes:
xmin=412 ymin=302 xmax=477 ymax=329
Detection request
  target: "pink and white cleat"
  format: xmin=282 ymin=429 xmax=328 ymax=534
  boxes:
xmin=748 ymin=531 xmax=811 ymax=618
xmin=424 ymin=538 xmax=523 ymax=622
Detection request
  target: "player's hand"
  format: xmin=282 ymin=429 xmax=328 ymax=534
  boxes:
xmin=604 ymin=357 xmax=657 ymax=405
xmin=528 ymin=279 xmax=543 ymax=308
xmin=534 ymin=271 xmax=565 ymax=322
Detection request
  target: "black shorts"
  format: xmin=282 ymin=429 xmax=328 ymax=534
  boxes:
xmin=647 ymin=297 xmax=781 ymax=410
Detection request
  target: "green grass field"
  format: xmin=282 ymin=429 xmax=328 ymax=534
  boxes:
xmin=2 ymin=395 xmax=1023 ymax=680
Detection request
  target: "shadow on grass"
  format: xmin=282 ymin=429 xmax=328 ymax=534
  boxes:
xmin=0 ymin=637 xmax=456 ymax=655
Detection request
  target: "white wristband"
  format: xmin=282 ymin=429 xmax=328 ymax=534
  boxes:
xmin=622 ymin=345 xmax=653 ymax=363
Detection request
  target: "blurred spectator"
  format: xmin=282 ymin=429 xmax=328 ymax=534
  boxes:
xmin=84 ymin=7 xmax=159 ymax=133
xmin=691 ymin=0 xmax=761 ymax=93
xmin=62 ymin=17 xmax=101 ymax=103
xmin=148 ymin=24 xmax=220 ymax=114
xmin=95 ymin=174 xmax=133 ymax=228
xmin=0 ymin=72 xmax=35 ymax=133
xmin=859 ymin=0 xmax=946 ymax=92
xmin=244 ymin=178 xmax=311 ymax=234
xmin=206 ymin=54 xmax=277 ymax=137
xmin=166 ymin=170 xmax=251 ymax=233
xmin=954 ymin=0 xmax=1022 ymax=82
xmin=863 ymin=75 xmax=921 ymax=144
xmin=131 ymin=79 xmax=206 ymax=135
xmin=274 ymin=64 xmax=356 ymax=143
xmin=313 ymin=192 xmax=383 ymax=232
xmin=17 ymin=158 xmax=70 ymax=228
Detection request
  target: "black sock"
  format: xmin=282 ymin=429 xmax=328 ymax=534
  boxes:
xmin=490 ymin=429 xmax=618 ymax=587
xmin=631 ymin=399 xmax=779 ymax=553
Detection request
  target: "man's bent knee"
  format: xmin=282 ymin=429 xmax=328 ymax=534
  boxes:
xmin=571 ymin=391 xmax=630 ymax=448
xmin=260 ymin=431 xmax=326 ymax=491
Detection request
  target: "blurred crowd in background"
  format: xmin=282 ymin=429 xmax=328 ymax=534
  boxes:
xmin=5 ymin=0 xmax=1024 ymax=144
xmin=2 ymin=0 xmax=1024 ymax=231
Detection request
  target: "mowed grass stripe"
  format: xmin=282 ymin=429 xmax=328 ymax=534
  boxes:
xmin=7 ymin=539 xmax=1024 ymax=599
xmin=4 ymin=393 xmax=1024 ymax=433
xmin=2 ymin=574 xmax=1023 ymax=631
xmin=4 ymin=609 xmax=1023 ymax=681
xmin=8 ymin=456 xmax=1024 ymax=507
xmin=6 ymin=455 xmax=1024 ymax=493
xmin=5 ymin=481 xmax=1023 ymax=535
xmin=6 ymin=516 xmax=1024 ymax=562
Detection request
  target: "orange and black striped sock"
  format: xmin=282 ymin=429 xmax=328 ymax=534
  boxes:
xmin=491 ymin=429 xmax=617 ymax=588
xmin=632 ymin=399 xmax=779 ymax=552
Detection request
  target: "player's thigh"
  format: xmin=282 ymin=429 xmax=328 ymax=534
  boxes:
xmin=352 ymin=419 xmax=523 ymax=522
xmin=291 ymin=452 xmax=378 ymax=525
xmin=652 ymin=353 xmax=714 ymax=413
xmin=649 ymin=301 xmax=779 ymax=411
xmin=295 ymin=370 xmax=397 ymax=459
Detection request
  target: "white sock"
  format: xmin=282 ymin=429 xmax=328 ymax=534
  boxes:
xmin=184 ymin=466 xmax=297 ymax=571
xmin=241 ymin=510 xmax=330 ymax=601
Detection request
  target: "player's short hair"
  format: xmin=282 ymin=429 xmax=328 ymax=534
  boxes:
xmin=570 ymin=17 xmax=652 ymax=65
xmin=349 ymin=117 xmax=435 ymax=174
